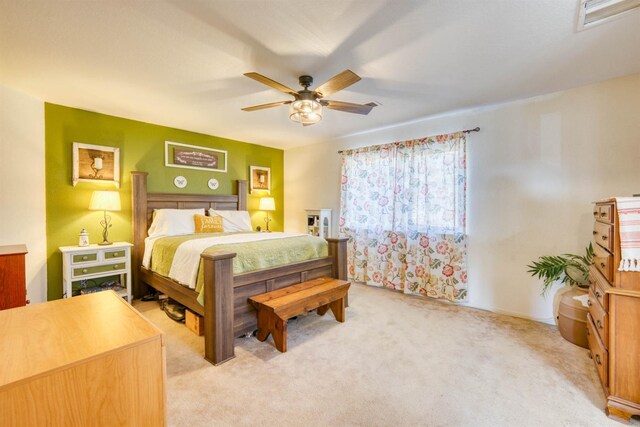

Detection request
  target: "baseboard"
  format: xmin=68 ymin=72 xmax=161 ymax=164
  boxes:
xmin=352 ymin=282 xmax=557 ymax=326
xmin=462 ymin=302 xmax=556 ymax=325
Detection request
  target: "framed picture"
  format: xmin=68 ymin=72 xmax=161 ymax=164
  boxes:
xmin=72 ymin=143 xmax=120 ymax=188
xmin=165 ymin=141 xmax=227 ymax=172
xmin=250 ymin=166 xmax=270 ymax=193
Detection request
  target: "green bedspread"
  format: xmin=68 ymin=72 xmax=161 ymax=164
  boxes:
xmin=150 ymin=232 xmax=328 ymax=304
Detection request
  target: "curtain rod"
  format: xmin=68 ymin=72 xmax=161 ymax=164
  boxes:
xmin=338 ymin=127 xmax=481 ymax=154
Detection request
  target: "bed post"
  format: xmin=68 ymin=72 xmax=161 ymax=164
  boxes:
xmin=237 ymin=180 xmax=247 ymax=210
xmin=327 ymin=237 xmax=348 ymax=280
xmin=201 ymin=251 xmax=237 ymax=365
xmin=131 ymin=172 xmax=148 ymax=298
xmin=328 ymin=237 xmax=348 ymax=306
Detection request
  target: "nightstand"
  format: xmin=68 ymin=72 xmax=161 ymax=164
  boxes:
xmin=59 ymin=242 xmax=133 ymax=302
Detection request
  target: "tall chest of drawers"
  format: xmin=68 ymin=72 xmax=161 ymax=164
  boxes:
xmin=588 ymin=199 xmax=640 ymax=423
xmin=0 ymin=244 xmax=28 ymax=310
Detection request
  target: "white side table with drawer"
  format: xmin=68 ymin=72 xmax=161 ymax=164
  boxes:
xmin=59 ymin=242 xmax=133 ymax=303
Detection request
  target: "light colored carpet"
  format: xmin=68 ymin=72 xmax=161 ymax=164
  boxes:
xmin=134 ymin=284 xmax=637 ymax=427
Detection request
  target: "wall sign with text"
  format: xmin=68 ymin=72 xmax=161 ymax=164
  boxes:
xmin=164 ymin=141 xmax=227 ymax=172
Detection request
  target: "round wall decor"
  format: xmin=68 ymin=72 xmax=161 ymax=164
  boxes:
xmin=207 ymin=178 xmax=219 ymax=190
xmin=174 ymin=176 xmax=187 ymax=188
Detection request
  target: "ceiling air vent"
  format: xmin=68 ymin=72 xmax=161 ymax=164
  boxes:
xmin=577 ymin=0 xmax=640 ymax=30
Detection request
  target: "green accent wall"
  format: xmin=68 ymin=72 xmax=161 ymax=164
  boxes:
xmin=45 ymin=103 xmax=284 ymax=301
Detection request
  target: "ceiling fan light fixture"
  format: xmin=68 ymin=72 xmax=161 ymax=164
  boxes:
xmin=292 ymin=99 xmax=317 ymax=113
xmin=243 ymin=70 xmax=377 ymax=125
xmin=289 ymin=99 xmax=322 ymax=125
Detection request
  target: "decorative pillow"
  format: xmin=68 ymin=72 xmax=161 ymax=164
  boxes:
xmin=147 ymin=208 xmax=205 ymax=237
xmin=194 ymin=214 xmax=224 ymax=233
xmin=208 ymin=209 xmax=252 ymax=232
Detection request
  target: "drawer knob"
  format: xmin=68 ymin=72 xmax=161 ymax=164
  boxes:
xmin=595 ymin=291 xmax=601 ymax=298
xmin=600 ymin=212 xmax=606 ymax=217
xmin=601 ymin=235 xmax=607 ymax=241
xmin=82 ymin=255 xmax=88 ymax=260
xmin=600 ymin=262 xmax=605 ymax=268
xmin=113 ymin=265 xmax=119 ymax=269
xmin=587 ymin=299 xmax=592 ymax=307
xmin=597 ymin=320 xmax=602 ymax=329
xmin=592 ymin=231 xmax=598 ymax=235
xmin=595 ymin=354 xmax=602 ymax=365
xmin=593 ymin=211 xmax=598 ymax=217
xmin=586 ymin=328 xmax=590 ymax=336
xmin=82 ymin=269 xmax=88 ymax=274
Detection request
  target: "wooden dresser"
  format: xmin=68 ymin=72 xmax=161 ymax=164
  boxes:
xmin=588 ymin=199 xmax=640 ymax=423
xmin=0 ymin=291 xmax=166 ymax=426
xmin=0 ymin=244 xmax=28 ymax=310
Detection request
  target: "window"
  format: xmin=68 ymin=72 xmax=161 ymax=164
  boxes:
xmin=339 ymin=132 xmax=468 ymax=302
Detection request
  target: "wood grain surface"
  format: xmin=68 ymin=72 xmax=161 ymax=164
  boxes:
xmin=0 ymin=291 xmax=166 ymax=426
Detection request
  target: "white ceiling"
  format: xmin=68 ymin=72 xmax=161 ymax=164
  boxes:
xmin=1 ymin=0 xmax=639 ymax=149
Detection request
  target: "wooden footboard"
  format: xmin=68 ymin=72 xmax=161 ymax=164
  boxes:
xmin=200 ymin=238 xmax=347 ymax=365
xmin=131 ymin=171 xmax=348 ymax=366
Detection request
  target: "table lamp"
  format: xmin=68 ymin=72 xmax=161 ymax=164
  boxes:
xmin=259 ymin=197 xmax=275 ymax=232
xmin=89 ymin=190 xmax=121 ymax=245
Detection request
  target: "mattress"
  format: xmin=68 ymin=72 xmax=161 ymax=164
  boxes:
xmin=143 ymin=232 xmax=328 ymax=304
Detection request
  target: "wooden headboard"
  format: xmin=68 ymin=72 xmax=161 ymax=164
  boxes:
xmin=130 ymin=171 xmax=247 ymax=296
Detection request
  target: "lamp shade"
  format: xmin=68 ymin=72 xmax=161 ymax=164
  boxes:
xmin=259 ymin=197 xmax=275 ymax=212
xmin=89 ymin=191 xmax=121 ymax=211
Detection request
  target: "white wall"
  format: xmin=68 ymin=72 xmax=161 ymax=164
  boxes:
xmin=0 ymin=85 xmax=47 ymax=304
xmin=284 ymin=73 xmax=640 ymax=323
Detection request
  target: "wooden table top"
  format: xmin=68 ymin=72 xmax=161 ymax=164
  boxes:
xmin=0 ymin=244 xmax=28 ymax=256
xmin=0 ymin=291 xmax=163 ymax=390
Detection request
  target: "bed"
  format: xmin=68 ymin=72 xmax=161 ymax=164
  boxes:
xmin=131 ymin=171 xmax=347 ymax=365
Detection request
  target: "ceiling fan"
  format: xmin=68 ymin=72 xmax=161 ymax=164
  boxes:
xmin=241 ymin=70 xmax=377 ymax=126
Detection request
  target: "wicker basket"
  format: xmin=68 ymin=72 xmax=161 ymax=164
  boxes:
xmin=557 ymin=287 xmax=589 ymax=348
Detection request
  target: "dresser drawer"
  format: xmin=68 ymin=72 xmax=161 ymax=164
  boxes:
xmin=589 ymin=265 xmax=610 ymax=310
xmin=73 ymin=263 xmax=126 ymax=278
xmin=72 ymin=253 xmax=98 ymax=264
xmin=105 ymin=250 xmax=127 ymax=260
xmin=596 ymin=203 xmax=614 ymax=223
xmin=593 ymin=245 xmax=613 ymax=283
xmin=586 ymin=313 xmax=608 ymax=387
xmin=588 ymin=287 xmax=608 ymax=346
xmin=593 ymin=221 xmax=613 ymax=253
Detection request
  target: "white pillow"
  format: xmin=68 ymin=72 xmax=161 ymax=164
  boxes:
xmin=209 ymin=209 xmax=252 ymax=232
xmin=147 ymin=208 xmax=205 ymax=237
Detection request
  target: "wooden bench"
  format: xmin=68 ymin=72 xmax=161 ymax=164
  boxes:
xmin=248 ymin=277 xmax=350 ymax=352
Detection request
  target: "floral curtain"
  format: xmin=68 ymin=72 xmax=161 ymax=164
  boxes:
xmin=339 ymin=132 xmax=467 ymax=302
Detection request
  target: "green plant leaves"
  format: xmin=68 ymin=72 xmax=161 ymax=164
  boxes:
xmin=527 ymin=244 xmax=594 ymax=296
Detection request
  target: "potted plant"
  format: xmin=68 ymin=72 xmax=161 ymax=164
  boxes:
xmin=527 ymin=243 xmax=595 ymax=296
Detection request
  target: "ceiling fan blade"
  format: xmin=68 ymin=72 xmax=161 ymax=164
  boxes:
xmin=314 ymin=70 xmax=361 ymax=98
xmin=244 ymin=72 xmax=298 ymax=96
xmin=323 ymin=100 xmax=376 ymax=115
xmin=241 ymin=100 xmax=291 ymax=112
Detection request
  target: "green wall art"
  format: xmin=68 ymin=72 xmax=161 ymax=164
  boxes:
xmin=45 ymin=103 xmax=284 ymax=300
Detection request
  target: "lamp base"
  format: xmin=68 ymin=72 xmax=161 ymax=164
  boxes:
xmin=264 ymin=213 xmax=271 ymax=232
xmin=98 ymin=210 xmax=114 ymax=246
